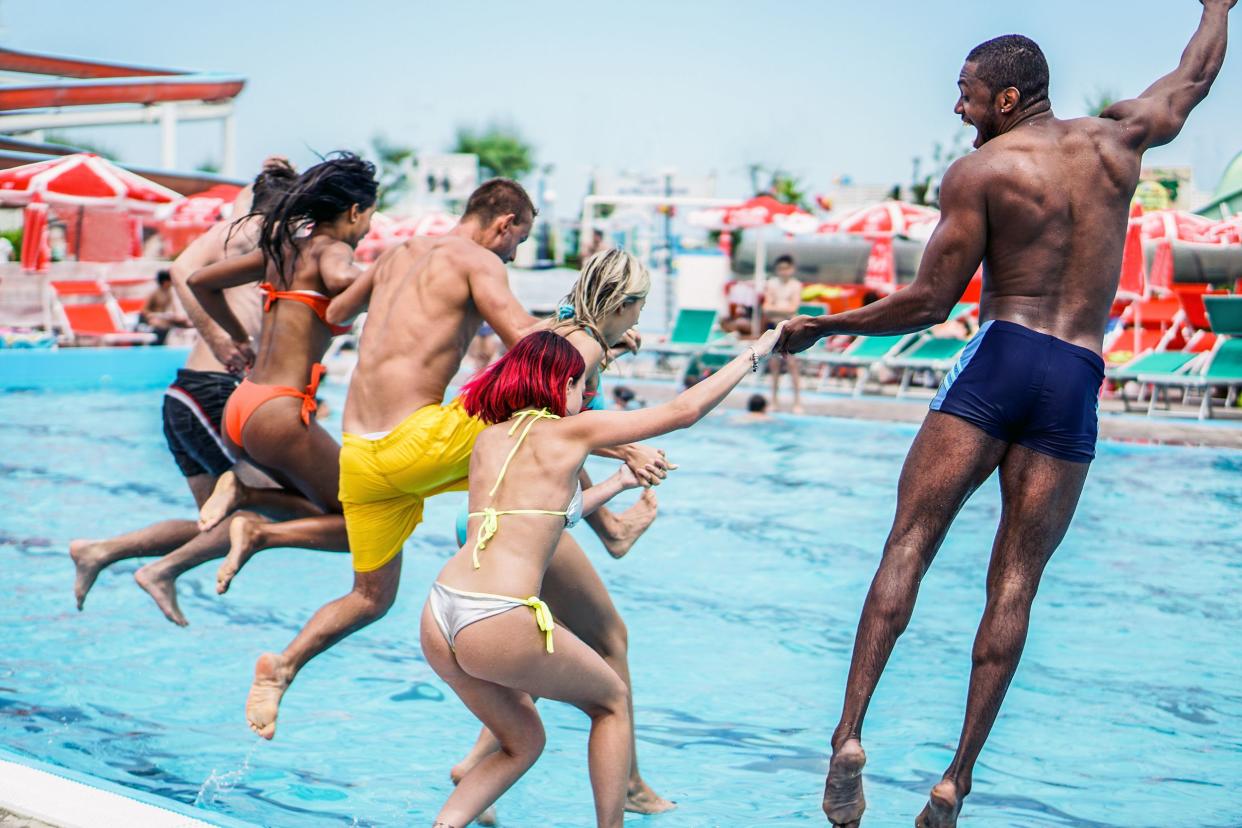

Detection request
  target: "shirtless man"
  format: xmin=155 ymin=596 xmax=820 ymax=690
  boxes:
xmin=69 ymin=160 xmax=296 ymax=613
xmin=764 ymin=255 xmax=804 ymax=412
xmin=780 ymin=6 xmax=1233 ymax=825
xmin=139 ymin=270 xmax=188 ymax=344
xmin=244 ymin=179 xmax=671 ymax=810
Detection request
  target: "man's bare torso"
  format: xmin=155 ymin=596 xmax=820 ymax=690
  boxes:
xmin=174 ymin=218 xmax=264 ymax=373
xmin=344 ymin=236 xmax=487 ymax=434
xmin=966 ymin=115 xmax=1141 ymax=352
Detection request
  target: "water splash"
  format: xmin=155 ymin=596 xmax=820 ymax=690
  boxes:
xmin=194 ymin=742 xmax=260 ymax=808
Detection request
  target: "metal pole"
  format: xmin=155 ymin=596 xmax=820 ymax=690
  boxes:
xmin=160 ymin=103 xmax=177 ymax=169
xmin=221 ymin=108 xmax=237 ymax=177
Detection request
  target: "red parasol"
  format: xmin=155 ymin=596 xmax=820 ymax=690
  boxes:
xmin=0 ymin=153 xmax=181 ymax=213
xmin=820 ymin=201 xmax=940 ymax=237
xmin=20 ymin=198 xmax=50 ymax=272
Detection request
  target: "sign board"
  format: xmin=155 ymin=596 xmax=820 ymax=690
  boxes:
xmin=412 ymin=154 xmax=479 ymax=203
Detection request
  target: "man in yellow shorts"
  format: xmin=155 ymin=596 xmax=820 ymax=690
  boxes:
xmin=242 ymin=180 xmax=670 ymax=752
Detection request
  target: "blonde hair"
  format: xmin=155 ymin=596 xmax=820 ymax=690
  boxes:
xmin=555 ymin=249 xmax=650 ymax=366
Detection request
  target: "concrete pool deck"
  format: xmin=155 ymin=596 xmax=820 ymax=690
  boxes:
xmin=0 ymin=754 xmax=250 ymax=828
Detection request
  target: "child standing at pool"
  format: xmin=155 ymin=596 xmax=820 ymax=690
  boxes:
xmin=422 ymin=324 xmax=783 ymax=828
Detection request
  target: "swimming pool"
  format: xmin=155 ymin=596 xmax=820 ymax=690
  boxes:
xmin=2 ymin=381 xmax=1239 ymax=827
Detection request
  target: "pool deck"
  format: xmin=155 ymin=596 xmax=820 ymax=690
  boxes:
xmin=0 ymin=754 xmax=247 ymax=828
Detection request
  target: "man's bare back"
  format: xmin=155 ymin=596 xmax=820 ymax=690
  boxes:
xmin=952 ymin=116 xmax=1141 ymax=351
xmin=344 ymin=236 xmax=503 ymax=433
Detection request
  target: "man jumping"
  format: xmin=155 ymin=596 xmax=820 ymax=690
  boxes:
xmin=779 ymin=3 xmax=1233 ymax=824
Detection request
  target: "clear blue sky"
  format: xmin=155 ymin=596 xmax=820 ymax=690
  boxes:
xmin=7 ymin=0 xmax=1240 ymax=212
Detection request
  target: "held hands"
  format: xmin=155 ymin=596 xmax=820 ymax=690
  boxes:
xmin=751 ymin=320 xmax=787 ymax=359
xmin=623 ymin=443 xmax=678 ymax=487
xmin=616 ymin=462 xmax=643 ymax=491
xmin=775 ymin=315 xmax=824 ymax=355
xmin=217 ymin=336 xmax=256 ymax=376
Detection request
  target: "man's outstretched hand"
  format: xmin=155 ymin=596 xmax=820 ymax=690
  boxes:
xmin=777 ymin=314 xmax=826 ymax=355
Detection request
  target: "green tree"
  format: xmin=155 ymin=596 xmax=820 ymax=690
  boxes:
xmin=746 ymin=164 xmax=810 ymax=209
xmin=368 ymin=134 xmax=417 ymax=210
xmin=196 ymin=159 xmax=221 ymax=174
xmin=1085 ymin=88 xmax=1118 ymax=117
xmin=42 ymin=131 xmax=119 ymax=161
xmin=452 ymin=123 xmax=535 ymax=180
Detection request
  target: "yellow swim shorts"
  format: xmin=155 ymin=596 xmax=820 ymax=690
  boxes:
xmin=340 ymin=398 xmax=487 ymax=572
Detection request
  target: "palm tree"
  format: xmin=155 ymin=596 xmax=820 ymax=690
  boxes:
xmin=452 ymin=123 xmax=535 ymax=180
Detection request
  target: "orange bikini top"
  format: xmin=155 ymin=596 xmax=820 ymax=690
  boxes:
xmin=259 ymin=282 xmax=353 ymax=336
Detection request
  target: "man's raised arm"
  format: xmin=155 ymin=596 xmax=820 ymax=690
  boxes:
xmin=1102 ymin=0 xmax=1233 ymax=150
xmin=468 ymin=254 xmax=544 ymax=347
xmin=779 ymin=160 xmax=986 ymax=355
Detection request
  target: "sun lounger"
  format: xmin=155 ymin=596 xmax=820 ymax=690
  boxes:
xmin=48 ymin=280 xmax=156 ymax=346
xmin=1139 ymin=296 xmax=1242 ymax=419
xmin=637 ymin=308 xmax=720 ymax=378
xmin=890 ymin=336 xmax=971 ymax=397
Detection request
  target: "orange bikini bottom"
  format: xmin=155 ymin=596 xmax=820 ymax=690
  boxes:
xmin=224 ymin=363 xmax=325 ymax=447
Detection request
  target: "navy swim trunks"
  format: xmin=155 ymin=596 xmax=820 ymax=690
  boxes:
xmin=930 ymin=320 xmax=1105 ymax=463
xmin=162 ymin=369 xmax=239 ymax=477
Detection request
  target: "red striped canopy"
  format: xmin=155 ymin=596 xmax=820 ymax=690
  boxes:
xmin=0 ymin=153 xmax=181 ymax=214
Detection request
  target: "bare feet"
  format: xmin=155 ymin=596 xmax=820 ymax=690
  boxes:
xmin=822 ymin=739 xmax=867 ymax=827
xmin=133 ymin=563 xmax=188 ymax=626
xmin=216 ymin=513 xmax=270 ymax=594
xmin=70 ymin=539 xmax=113 ymax=610
xmin=599 ymin=490 xmax=659 ymax=559
xmin=915 ymin=780 xmax=963 ymax=828
xmin=246 ymin=653 xmax=292 ymax=740
xmin=198 ymin=470 xmax=246 ymax=532
xmin=625 ymin=779 xmax=676 ymax=815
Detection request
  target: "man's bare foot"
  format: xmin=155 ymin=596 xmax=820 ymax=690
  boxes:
xmin=198 ymin=470 xmax=246 ymax=531
xmin=133 ymin=564 xmax=188 ymax=626
xmin=822 ymin=739 xmax=866 ymax=827
xmin=217 ymin=513 xmax=270 ymax=594
xmin=70 ymin=539 xmax=113 ymax=610
xmin=600 ymin=490 xmax=658 ymax=559
xmin=625 ymin=779 xmax=676 ymax=815
xmin=448 ymin=763 xmax=498 ymax=826
xmin=246 ymin=653 xmax=292 ymax=740
xmin=915 ymin=779 xmax=963 ymax=828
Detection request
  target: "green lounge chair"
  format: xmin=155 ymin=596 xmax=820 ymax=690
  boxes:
xmin=1139 ymin=296 xmax=1242 ymax=419
xmin=1106 ymin=350 xmax=1202 ymax=412
xmin=639 ymin=308 xmax=720 ymax=378
xmin=889 ymin=336 xmax=971 ymax=397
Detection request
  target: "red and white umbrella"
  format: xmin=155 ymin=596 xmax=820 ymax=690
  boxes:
xmin=165 ymin=183 xmax=242 ymax=224
xmin=820 ymin=201 xmax=940 ymax=237
xmin=0 ymin=153 xmax=182 ymax=214
xmin=1208 ymin=216 xmax=1242 ymax=245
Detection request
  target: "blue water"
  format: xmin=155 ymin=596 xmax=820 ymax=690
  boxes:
xmin=1 ymin=382 xmax=1240 ymax=827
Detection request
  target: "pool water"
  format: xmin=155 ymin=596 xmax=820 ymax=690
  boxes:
xmin=1 ymin=383 xmax=1240 ymax=827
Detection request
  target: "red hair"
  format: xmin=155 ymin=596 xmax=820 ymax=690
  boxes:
xmin=460 ymin=330 xmax=586 ymax=424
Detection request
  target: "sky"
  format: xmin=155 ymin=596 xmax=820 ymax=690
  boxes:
xmin=6 ymin=0 xmax=1240 ymax=216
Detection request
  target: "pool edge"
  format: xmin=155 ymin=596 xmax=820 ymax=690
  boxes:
xmin=0 ymin=751 xmax=255 ymax=828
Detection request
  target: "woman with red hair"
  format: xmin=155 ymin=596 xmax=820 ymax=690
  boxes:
xmin=423 ymin=324 xmax=783 ymax=828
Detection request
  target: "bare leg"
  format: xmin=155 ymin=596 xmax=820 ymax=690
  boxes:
xmin=543 ymin=534 xmax=673 ymax=814
xmin=70 ymin=474 xmax=217 ymax=610
xmin=423 ymin=600 xmax=631 ymax=828
xmin=790 ymin=355 xmax=803 ymax=414
xmin=915 ymin=446 xmax=1089 ymax=828
xmin=217 ymin=512 xmax=348 ymax=594
xmin=247 ymin=554 xmax=401 ymax=739
xmin=580 ymin=469 xmax=659 ymax=559
xmin=824 ymin=413 xmax=1007 ymax=827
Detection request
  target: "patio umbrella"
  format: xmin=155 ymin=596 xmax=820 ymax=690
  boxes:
xmin=820 ymin=200 xmax=940 ymax=237
xmin=1137 ymin=209 xmax=1217 ymax=244
xmin=0 ymin=153 xmax=181 ymax=213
